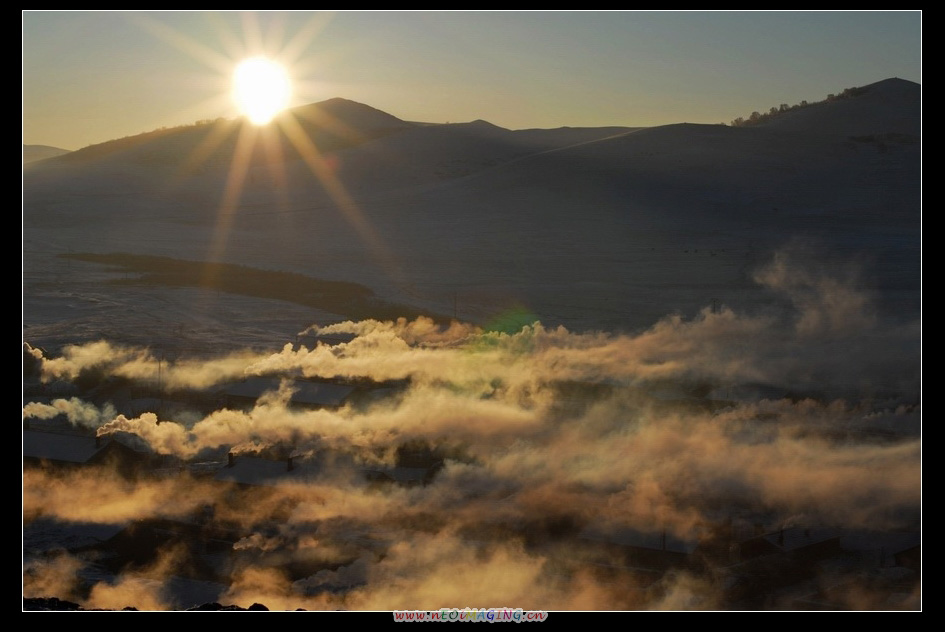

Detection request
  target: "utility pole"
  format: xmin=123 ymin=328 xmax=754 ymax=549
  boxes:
xmin=157 ymin=346 xmax=164 ymax=422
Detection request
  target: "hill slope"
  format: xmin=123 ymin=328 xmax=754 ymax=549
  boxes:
xmin=23 ymin=79 xmax=920 ymax=339
xmin=23 ymin=144 xmax=70 ymax=163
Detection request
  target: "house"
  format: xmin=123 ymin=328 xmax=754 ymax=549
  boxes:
xmin=840 ymin=529 xmax=920 ymax=572
xmin=579 ymin=526 xmax=702 ymax=571
xmin=23 ymin=430 xmax=150 ymax=477
xmin=360 ymin=465 xmax=435 ymax=487
xmin=740 ymin=527 xmax=842 ymax=562
xmin=221 ymin=376 xmax=354 ymax=410
xmin=86 ymin=517 xmax=241 ymax=587
xmin=213 ymin=453 xmax=322 ymax=488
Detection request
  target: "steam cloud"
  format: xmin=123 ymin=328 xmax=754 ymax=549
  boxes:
xmin=22 ymin=252 xmax=921 ymax=610
xmin=23 ymin=398 xmax=116 ymax=429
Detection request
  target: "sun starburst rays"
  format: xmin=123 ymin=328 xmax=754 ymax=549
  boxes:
xmin=131 ymin=12 xmax=403 ymax=287
xmin=276 ymin=113 xmax=404 ymax=283
xmin=205 ymin=122 xmax=259 ymax=276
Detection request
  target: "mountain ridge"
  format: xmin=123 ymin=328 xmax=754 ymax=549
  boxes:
xmin=30 ymin=77 xmax=919 ymax=172
xmin=23 ymin=76 xmax=919 ymax=333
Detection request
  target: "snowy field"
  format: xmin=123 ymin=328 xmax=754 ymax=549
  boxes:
xmin=24 ymin=80 xmax=919 ymax=348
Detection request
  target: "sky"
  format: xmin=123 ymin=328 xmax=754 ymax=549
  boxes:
xmin=23 ymin=10 xmax=921 ymax=150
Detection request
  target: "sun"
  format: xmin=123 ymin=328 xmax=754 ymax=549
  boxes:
xmin=232 ymin=57 xmax=291 ymax=125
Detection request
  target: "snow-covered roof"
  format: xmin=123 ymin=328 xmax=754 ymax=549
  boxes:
xmin=24 ymin=518 xmax=127 ymax=553
xmin=23 ymin=430 xmax=106 ymax=464
xmin=839 ymin=529 xmax=920 ymax=556
xmin=223 ymin=377 xmax=354 ymax=407
xmin=761 ymin=527 xmax=842 ymax=552
xmin=214 ymin=455 xmax=321 ymax=487
xmin=579 ymin=526 xmax=701 ymax=554
xmin=361 ymin=465 xmax=430 ymax=485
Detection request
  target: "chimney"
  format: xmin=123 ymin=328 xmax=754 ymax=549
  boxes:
xmin=227 ymin=452 xmax=235 ymax=468
xmin=287 ymin=456 xmax=295 ymax=472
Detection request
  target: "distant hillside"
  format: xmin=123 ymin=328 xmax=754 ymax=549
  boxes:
xmin=284 ymin=97 xmax=414 ymax=136
xmin=23 ymin=77 xmax=920 ymax=334
xmin=50 ymin=97 xmax=416 ymax=169
xmin=731 ymin=78 xmax=920 ymax=137
xmin=25 ymin=98 xmax=637 ymax=198
xmin=23 ymin=144 xmax=70 ymax=163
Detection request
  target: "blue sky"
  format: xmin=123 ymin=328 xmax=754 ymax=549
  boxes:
xmin=23 ymin=11 xmax=921 ymax=149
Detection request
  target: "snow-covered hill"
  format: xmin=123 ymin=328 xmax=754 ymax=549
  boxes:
xmin=23 ymin=79 xmax=920 ymax=346
xmin=23 ymin=144 xmax=70 ymax=163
